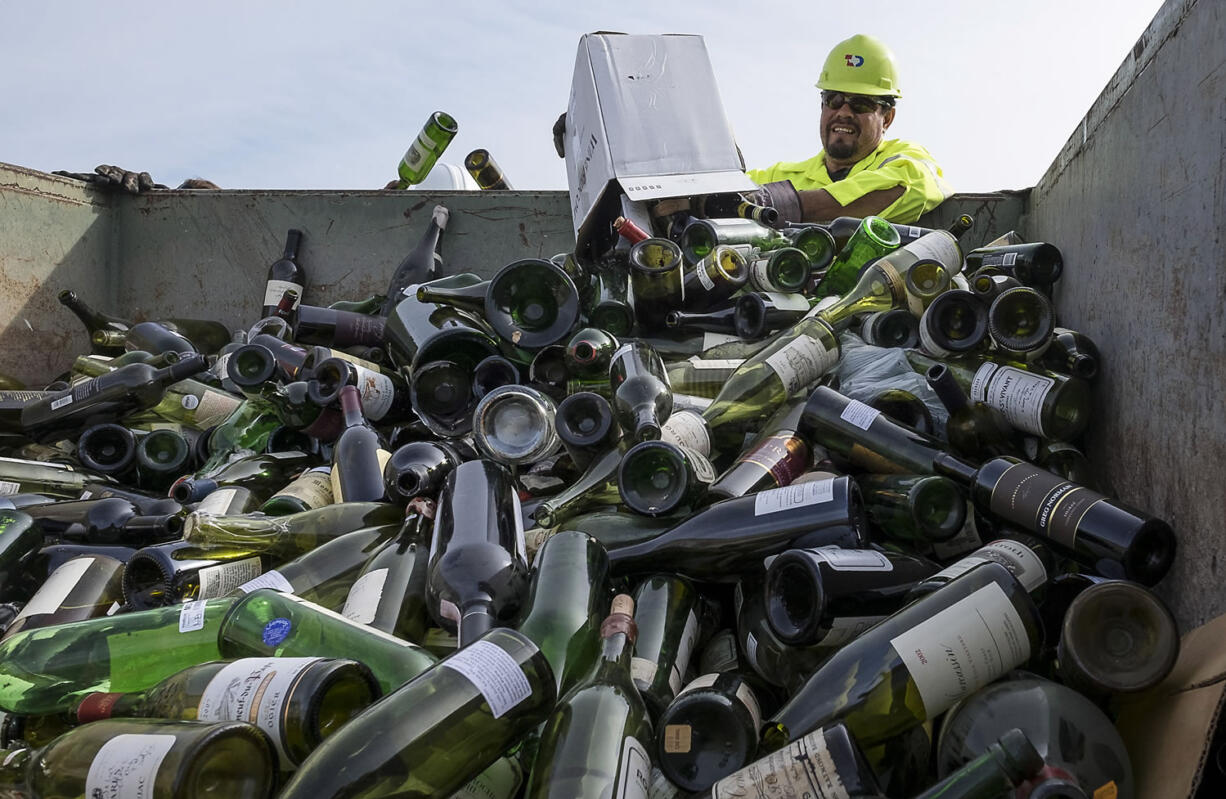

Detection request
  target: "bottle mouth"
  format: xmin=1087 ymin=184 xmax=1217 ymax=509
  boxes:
xmin=909 ymin=477 xmax=967 ymax=541
xmin=734 ymin=294 xmax=768 ymax=340
xmin=485 ymin=259 xmax=580 ymax=348
xmin=631 ymin=238 xmax=684 ymax=274
xmin=764 ymin=555 xmax=827 ymax=645
xmin=618 ymin=441 xmax=690 ymax=516
xmin=988 ymin=287 xmax=1055 ymax=352
xmin=1059 ymin=579 xmax=1179 ymax=692
xmin=228 ymin=345 xmax=279 ymax=387
xmin=473 ymin=386 xmax=559 ymax=466
xmin=927 ymin=290 xmax=989 ymax=351
xmin=557 ymin=392 xmax=614 ymax=447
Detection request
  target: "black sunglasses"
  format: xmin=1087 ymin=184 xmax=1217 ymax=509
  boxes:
xmin=821 ymin=91 xmax=891 ymax=114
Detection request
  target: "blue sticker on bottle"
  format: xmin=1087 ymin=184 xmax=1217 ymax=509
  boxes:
xmin=262 ymin=617 xmax=292 ymax=646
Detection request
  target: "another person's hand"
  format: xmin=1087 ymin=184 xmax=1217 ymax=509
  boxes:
xmin=52 ymin=165 xmax=170 ymax=194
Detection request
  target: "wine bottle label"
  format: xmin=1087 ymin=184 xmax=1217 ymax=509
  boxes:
xmin=341 ymin=567 xmax=389 ymax=625
xmin=632 ymin=657 xmax=659 ymax=688
xmin=262 ymin=279 xmax=305 ymax=309
xmin=663 ymin=723 xmax=692 ymax=754
xmin=987 ymin=462 xmax=1102 ymax=550
xmin=106 ymin=601 xmax=121 ymax=616
xmin=274 ymin=467 xmax=333 ymax=508
xmin=931 ymin=504 xmax=984 ymax=561
xmin=754 ymin=479 xmax=835 ymax=517
xmin=189 ymin=389 xmax=243 ymax=428
xmin=683 ymin=446 xmax=718 ymax=484
xmin=741 ymin=434 xmax=810 ymax=488
xmin=660 ymin=410 xmax=712 ymax=457
xmin=806 ymin=547 xmax=894 ymax=572
xmin=197 ymin=557 xmax=263 ymax=599
xmin=902 ymin=232 xmax=960 ymax=270
xmin=970 ymin=363 xmax=1055 ymax=437
xmin=763 ymin=291 xmax=813 ymax=312
xmin=677 ymin=672 xmax=764 ymax=732
xmin=669 ymin=610 xmax=701 ymax=695
xmin=0 ymin=481 xmax=19 ymax=496
xmin=237 ymin=569 xmax=294 ymax=595
xmin=0 ymin=455 xmax=72 ymax=469
xmin=712 ymin=726 xmax=849 ymax=799
xmin=918 ymin=315 xmax=956 ymax=358
xmin=347 ymin=364 xmax=396 ymax=421
xmin=617 ymin=736 xmax=652 ymax=799
xmin=49 ymin=394 xmax=73 ymax=410
xmin=818 ymin=615 xmax=888 ymax=648
xmin=195 ymin=487 xmax=243 ymax=516
xmin=86 ymin=734 xmax=176 ymax=799
xmin=197 ymin=656 xmax=322 ymax=766
xmin=932 ymin=540 xmax=1048 ymax=593
xmin=650 ymin=767 xmax=685 ymax=799
xmin=403 ymin=139 xmax=429 ymax=170
xmin=178 ymin=599 xmax=207 ymax=632
xmin=697 ymin=263 xmax=716 ymax=291
xmin=838 ymin=398 xmax=881 ymax=431
xmin=686 ymin=356 xmax=745 ymax=370
xmin=1094 ymin=781 xmax=1118 ymax=799
xmin=765 ymin=334 xmax=838 ymax=394
xmin=702 ymin=331 xmax=741 ymax=350
xmin=890 ymin=581 xmax=1032 ymax=716
xmin=10 ymin=556 xmax=94 ymax=624
xmin=440 ymin=639 xmax=533 ymax=719
xmin=452 ymin=757 xmax=523 ymax=799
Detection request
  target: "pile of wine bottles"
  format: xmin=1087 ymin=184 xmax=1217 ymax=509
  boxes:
xmin=0 ymin=198 xmax=1178 ymax=799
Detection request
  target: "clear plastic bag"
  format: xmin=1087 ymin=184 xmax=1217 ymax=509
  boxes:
xmin=834 ymin=332 xmax=949 ymax=437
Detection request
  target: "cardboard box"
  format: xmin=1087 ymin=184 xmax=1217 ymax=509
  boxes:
xmin=1115 ymin=611 xmax=1226 ymax=798
xmin=563 ymin=32 xmax=756 ymax=250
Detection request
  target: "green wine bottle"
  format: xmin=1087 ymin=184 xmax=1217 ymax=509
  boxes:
xmin=396 ymin=111 xmax=459 ymax=188
xmin=76 ymin=656 xmax=380 ymax=769
xmin=710 ymin=722 xmax=884 ymax=798
xmin=701 ymin=316 xmax=840 ymax=454
xmin=517 ymin=530 xmax=612 ymax=695
xmin=913 ymin=728 xmax=1043 ymax=799
xmin=182 ymin=501 xmax=403 ymax=561
xmin=532 ymin=445 xmax=624 ymax=529
xmin=816 ymin=215 xmax=901 ymax=296
xmin=618 ymin=439 xmax=715 ymax=517
xmin=122 ymin=540 xmax=265 ymax=609
xmin=857 ymin=473 xmax=968 ymax=546
xmin=763 ymin=561 xmax=1042 ymax=751
xmin=629 ymin=237 xmax=686 ymax=331
xmin=276 ymin=627 xmax=555 ymax=799
xmin=655 ymin=670 xmax=764 ymax=792
xmin=631 ymin=575 xmax=702 ymax=721
xmin=0 ymin=598 xmax=236 ymax=715
xmin=339 ymin=498 xmax=434 ymax=642
xmin=218 ymin=589 xmax=437 ymax=694
xmin=526 ymin=594 xmax=653 ymax=799
xmin=0 ymin=718 xmax=276 ymax=799
xmin=1 ymin=554 xmax=125 ymax=641
xmin=465 ymin=148 xmax=514 ymax=190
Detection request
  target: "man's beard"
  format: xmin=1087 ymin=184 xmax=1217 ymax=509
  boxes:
xmin=824 ymin=137 xmax=856 ymax=159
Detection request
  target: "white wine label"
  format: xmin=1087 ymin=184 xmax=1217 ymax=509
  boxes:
xmin=349 ymin=364 xmax=396 ymax=421
xmin=441 ymin=639 xmax=533 ymax=719
xmin=237 ymin=569 xmax=294 ymax=594
xmin=686 ymin=356 xmax=745 ymax=370
xmin=195 ymin=487 xmax=242 ymax=516
xmin=191 ymin=389 xmax=242 ymax=428
xmin=273 ymin=467 xmax=333 ymax=508
xmin=669 ymin=610 xmax=701 ymax=695
xmin=935 ymin=540 xmax=1047 ymax=593
xmin=764 ymin=334 xmax=838 ymax=394
xmin=702 ymin=331 xmax=741 ymax=350
xmin=712 ymin=726 xmax=849 ymax=798
xmin=262 ymin=279 xmax=304 ymax=309
xmin=683 ymin=446 xmax=718 ymax=484
xmin=763 ymin=291 xmax=812 ymax=312
xmin=197 ymin=656 xmax=321 ymax=766
xmin=697 ymin=263 xmax=716 ymax=290
xmin=971 ymin=365 xmax=1055 ymax=437
xmin=818 ymin=615 xmax=887 ymax=648
xmin=663 ymin=724 xmax=693 ymax=754
xmin=616 ymin=736 xmax=651 ymax=799
xmin=902 ymin=232 xmax=960 ymax=270
xmin=49 ymin=394 xmax=73 ymax=410
xmin=754 ymin=479 xmax=835 ymax=516
xmin=931 ymin=504 xmax=984 ymax=560
xmin=838 ymin=398 xmax=881 ymax=431
xmin=808 ymin=546 xmax=894 ymax=572
xmin=197 ymin=557 xmax=263 ymax=598
xmin=0 ymin=482 xmax=19 ymax=496
xmin=660 ymin=411 xmax=711 ymax=457
xmin=342 ymin=568 xmax=389 ymax=625
xmin=890 ymin=581 xmax=1032 ymax=716
xmin=403 ymin=139 xmax=429 ymax=170
xmin=632 ymin=656 xmax=659 ymax=687
xmin=12 ymin=556 xmax=94 ymax=623
xmin=178 ymin=600 xmax=207 ymax=632
xmin=1003 ymin=252 xmax=1018 ymax=266
xmin=86 ymin=734 xmax=177 ymax=799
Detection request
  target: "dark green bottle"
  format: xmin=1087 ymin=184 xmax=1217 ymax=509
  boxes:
xmin=525 ymin=595 xmax=652 ymax=799
xmin=914 ymin=728 xmax=1044 ymax=799
xmin=857 ymin=473 xmax=968 ymax=545
xmin=618 ymin=440 xmax=715 ymax=517
xmin=630 ymin=575 xmax=702 ymax=721
xmin=339 ymin=498 xmax=434 ymax=642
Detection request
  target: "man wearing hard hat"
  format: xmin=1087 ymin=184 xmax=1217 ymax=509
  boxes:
xmin=748 ymin=34 xmax=952 ymax=225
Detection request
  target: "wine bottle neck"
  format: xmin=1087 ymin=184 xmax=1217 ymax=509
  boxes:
xmin=458 ymin=603 xmax=495 ymax=648
xmin=933 ymin=451 xmax=979 ymax=484
xmin=283 ymin=229 xmax=303 ymax=260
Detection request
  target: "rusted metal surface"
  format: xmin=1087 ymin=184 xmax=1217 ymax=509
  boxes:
xmin=1026 ymin=0 xmax=1225 ymax=631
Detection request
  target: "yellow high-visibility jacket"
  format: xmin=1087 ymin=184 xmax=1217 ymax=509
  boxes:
xmin=747 ymin=139 xmax=952 ymax=224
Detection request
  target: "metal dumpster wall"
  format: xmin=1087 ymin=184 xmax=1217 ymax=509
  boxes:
xmin=1023 ymin=0 xmax=1226 ymax=630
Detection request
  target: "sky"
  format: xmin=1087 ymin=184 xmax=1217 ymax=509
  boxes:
xmin=1 ymin=0 xmax=1166 ymax=194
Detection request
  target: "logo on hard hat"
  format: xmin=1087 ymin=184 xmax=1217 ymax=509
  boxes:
xmin=844 ymin=54 xmax=865 ymax=67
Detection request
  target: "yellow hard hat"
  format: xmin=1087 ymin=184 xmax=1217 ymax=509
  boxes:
xmin=816 ymin=34 xmax=902 ymax=98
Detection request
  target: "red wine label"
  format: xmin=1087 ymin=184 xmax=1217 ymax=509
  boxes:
xmin=988 ymin=462 xmax=1103 ymax=549
xmin=741 ymin=434 xmax=810 ymax=488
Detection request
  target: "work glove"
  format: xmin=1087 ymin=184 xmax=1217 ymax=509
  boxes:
xmin=750 ymin=180 xmax=803 ymax=226
xmin=53 ymin=165 xmax=168 ymax=194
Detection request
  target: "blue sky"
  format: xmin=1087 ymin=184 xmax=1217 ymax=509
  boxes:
xmin=1 ymin=0 xmax=1164 ymax=193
